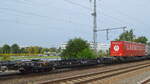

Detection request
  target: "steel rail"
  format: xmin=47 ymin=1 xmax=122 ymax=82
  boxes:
xmin=39 ymin=62 xmax=150 ymax=84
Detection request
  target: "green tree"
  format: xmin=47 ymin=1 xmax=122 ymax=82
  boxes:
xmin=61 ymin=38 xmax=90 ymax=59
xmin=57 ymin=47 xmax=62 ymax=53
xmin=20 ymin=48 xmax=27 ymax=53
xmin=26 ymin=47 xmax=34 ymax=54
xmin=2 ymin=44 xmax=10 ymax=53
xmin=1 ymin=56 xmax=11 ymax=61
xmin=25 ymin=46 xmax=41 ymax=54
xmin=115 ymin=29 xmax=149 ymax=44
xmin=147 ymin=42 xmax=150 ymax=46
xmin=77 ymin=48 xmax=96 ymax=59
xmin=49 ymin=47 xmax=57 ymax=52
xmin=134 ymin=36 xmax=148 ymax=44
xmin=115 ymin=29 xmax=135 ymax=41
xmin=33 ymin=46 xmax=41 ymax=54
xmin=11 ymin=44 xmax=20 ymax=53
xmin=0 ymin=47 xmax=2 ymax=53
xmin=98 ymin=50 xmax=107 ymax=57
xmin=41 ymin=48 xmax=49 ymax=53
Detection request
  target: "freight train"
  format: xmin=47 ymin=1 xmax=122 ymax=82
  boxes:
xmin=0 ymin=41 xmax=150 ymax=73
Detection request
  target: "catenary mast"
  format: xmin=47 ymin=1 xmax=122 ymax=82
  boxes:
xmin=92 ymin=0 xmax=98 ymax=54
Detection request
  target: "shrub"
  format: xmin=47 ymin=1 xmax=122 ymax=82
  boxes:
xmin=61 ymin=38 xmax=91 ymax=59
xmin=77 ymin=48 xmax=97 ymax=59
xmin=1 ymin=56 xmax=11 ymax=61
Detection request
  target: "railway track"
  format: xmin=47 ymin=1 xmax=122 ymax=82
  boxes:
xmin=39 ymin=61 xmax=150 ymax=84
xmin=0 ymin=71 xmax=21 ymax=80
xmin=141 ymin=78 xmax=150 ymax=84
xmin=0 ymin=60 xmax=149 ymax=84
xmin=0 ymin=69 xmax=72 ymax=80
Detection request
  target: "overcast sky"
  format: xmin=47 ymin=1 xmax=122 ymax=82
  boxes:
xmin=0 ymin=0 xmax=150 ymax=47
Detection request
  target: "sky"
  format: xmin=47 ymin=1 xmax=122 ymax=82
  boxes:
xmin=0 ymin=0 xmax=150 ymax=47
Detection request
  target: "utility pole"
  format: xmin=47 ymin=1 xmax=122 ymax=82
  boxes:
xmin=90 ymin=0 xmax=126 ymax=54
xmin=91 ymin=0 xmax=97 ymax=54
xmin=97 ymin=26 xmax=127 ymax=40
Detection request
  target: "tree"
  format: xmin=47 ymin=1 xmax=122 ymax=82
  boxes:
xmin=1 ymin=55 xmax=11 ymax=61
xmin=41 ymin=48 xmax=49 ymax=53
xmin=26 ymin=47 xmax=34 ymax=54
xmin=49 ymin=47 xmax=57 ymax=52
xmin=134 ymin=36 xmax=148 ymax=44
xmin=115 ymin=29 xmax=149 ymax=44
xmin=0 ymin=47 xmax=2 ymax=53
xmin=147 ymin=42 xmax=150 ymax=46
xmin=20 ymin=48 xmax=27 ymax=53
xmin=11 ymin=44 xmax=20 ymax=53
xmin=25 ymin=46 xmax=41 ymax=54
xmin=77 ymin=48 xmax=96 ymax=59
xmin=61 ymin=38 xmax=90 ymax=59
xmin=33 ymin=46 xmax=41 ymax=54
xmin=115 ymin=29 xmax=135 ymax=41
xmin=2 ymin=44 xmax=10 ymax=53
xmin=57 ymin=47 xmax=62 ymax=53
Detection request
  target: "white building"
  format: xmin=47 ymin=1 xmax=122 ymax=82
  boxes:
xmin=60 ymin=42 xmax=110 ymax=52
xmin=89 ymin=43 xmax=110 ymax=52
xmin=60 ymin=43 xmax=68 ymax=50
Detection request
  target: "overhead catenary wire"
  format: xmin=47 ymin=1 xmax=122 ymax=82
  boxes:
xmin=108 ymin=8 xmax=150 ymax=28
xmin=0 ymin=0 xmax=96 ymax=27
xmin=0 ymin=0 xmax=134 ymax=37
xmin=4 ymin=0 xmax=33 ymax=8
xmin=4 ymin=0 xmax=148 ymax=29
xmin=13 ymin=0 xmax=33 ymax=5
xmin=0 ymin=0 xmax=129 ymax=28
xmin=0 ymin=18 xmax=90 ymax=33
xmin=0 ymin=17 xmax=91 ymax=27
xmin=0 ymin=7 xmax=91 ymax=27
xmin=63 ymin=0 xmax=90 ymax=10
xmin=97 ymin=1 xmax=150 ymax=28
xmin=3 ymin=0 xmax=92 ymax=23
xmin=63 ymin=0 xmax=133 ymax=27
xmin=1 ymin=0 xmax=148 ymax=31
xmin=64 ymin=0 xmax=150 ymax=29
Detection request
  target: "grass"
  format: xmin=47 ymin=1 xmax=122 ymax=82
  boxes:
xmin=0 ymin=56 xmax=61 ymax=61
xmin=0 ymin=54 xmax=41 ymax=56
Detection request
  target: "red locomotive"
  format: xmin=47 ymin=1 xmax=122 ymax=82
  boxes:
xmin=110 ymin=41 xmax=150 ymax=57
